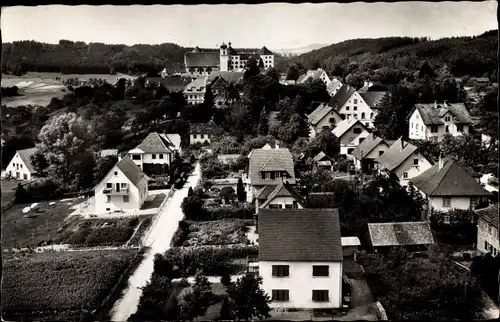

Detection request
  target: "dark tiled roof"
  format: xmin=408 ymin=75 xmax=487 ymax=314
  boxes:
xmin=190 ymin=120 xmax=222 ymax=134
xmin=116 ymin=156 xmax=150 ymax=187
xmin=375 ymin=138 xmax=422 ymax=171
xmin=258 ymin=208 xmax=343 ymax=262
xmin=258 ymin=46 xmax=273 ymax=55
xmin=475 ymin=204 xmax=499 ymax=229
xmin=136 ymin=132 xmax=174 ymax=154
xmin=147 ymin=76 xmax=194 ymax=92
xmin=256 ymin=185 xmax=278 ymax=200
xmin=17 ymin=147 xmax=37 ymax=174
xmin=411 ymin=103 xmax=473 ymax=125
xmin=185 ymin=52 xmax=219 ymax=67
xmin=308 ymin=103 xmax=337 ymax=126
xmin=209 ymin=76 xmax=228 ymax=90
xmin=248 ymin=147 xmax=296 ymax=185
xmin=260 ymin=182 xmax=306 ymax=208
xmin=183 ymin=77 xmax=207 ymax=93
xmin=360 ymin=92 xmax=387 ymax=109
xmin=409 ymin=159 xmax=491 ymax=197
xmin=352 ymin=133 xmax=387 ymax=160
xmin=327 ymin=85 xmax=356 ymax=111
xmin=207 ymin=71 xmax=244 ymax=84
xmin=368 ymin=222 xmax=435 ymax=247
xmin=331 ymin=119 xmax=367 ymax=138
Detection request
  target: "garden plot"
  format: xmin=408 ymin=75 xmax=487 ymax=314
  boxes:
xmin=172 ymin=219 xmax=252 ymax=247
xmin=1 ymin=249 xmax=138 ymax=321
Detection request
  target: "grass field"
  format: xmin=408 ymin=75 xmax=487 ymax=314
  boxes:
xmin=1 ymin=249 xmax=138 ymax=321
xmin=1 ymin=178 xmax=19 ymax=206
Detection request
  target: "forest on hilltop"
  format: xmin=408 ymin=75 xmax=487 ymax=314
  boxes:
xmin=275 ymin=30 xmax=498 ymax=80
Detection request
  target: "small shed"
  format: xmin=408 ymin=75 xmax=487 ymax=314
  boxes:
xmin=341 ymin=236 xmax=361 ymax=258
xmin=366 ymin=221 xmax=435 ymax=254
xmin=313 ymin=151 xmax=334 ymax=172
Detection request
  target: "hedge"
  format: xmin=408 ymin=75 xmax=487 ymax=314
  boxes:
xmin=142 ymin=163 xmax=170 ymax=177
xmin=149 ymin=183 xmax=172 ymax=191
xmin=154 ymin=245 xmax=258 ymax=278
xmin=202 ymin=205 xmax=254 ymax=220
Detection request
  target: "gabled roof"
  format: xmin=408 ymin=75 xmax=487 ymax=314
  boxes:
xmin=183 ymin=77 xmax=207 ymax=93
xmin=146 ymin=76 xmax=194 ymax=92
xmin=260 ymin=156 xmax=286 ymax=172
xmin=327 ymin=78 xmax=344 ymax=95
xmin=375 ymin=138 xmax=423 ymax=171
xmin=368 ymin=222 xmax=435 ymax=247
xmin=136 ymin=132 xmax=174 ymax=154
xmin=256 ymin=185 xmax=278 ymax=200
xmin=248 ymin=147 xmax=296 ymax=185
xmin=209 ymin=76 xmax=228 ymax=90
xmin=313 ymin=151 xmax=333 ymax=162
xmin=331 ymin=118 xmax=367 ymax=139
xmin=297 ymin=69 xmax=328 ymax=84
xmin=360 ymin=92 xmax=387 ymax=109
xmin=409 ymin=103 xmax=473 ymax=125
xmin=163 ymin=133 xmax=181 ymax=151
xmin=260 ymin=182 xmax=306 ymax=208
xmin=114 ymin=156 xmax=150 ymax=187
xmin=185 ymin=52 xmax=219 ymax=68
xmin=327 ymin=85 xmax=356 ymax=110
xmin=475 ymin=204 xmax=499 ymax=229
xmin=351 ymin=133 xmax=387 ymax=160
xmin=16 ymin=147 xmax=37 ymax=174
xmin=258 ymin=208 xmax=342 ymax=262
xmin=307 ymin=103 xmax=341 ymax=126
xmin=207 ymin=71 xmax=244 ymax=84
xmin=410 ymin=159 xmax=491 ymax=197
xmin=190 ymin=120 xmax=222 ymax=134
xmin=258 ymin=46 xmax=273 ymax=55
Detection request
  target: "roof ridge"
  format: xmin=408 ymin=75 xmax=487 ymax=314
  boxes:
xmin=428 ymin=160 xmax=454 ymax=195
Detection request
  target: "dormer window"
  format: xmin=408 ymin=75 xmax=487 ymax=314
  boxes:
xmin=445 ymin=116 xmax=451 ymax=122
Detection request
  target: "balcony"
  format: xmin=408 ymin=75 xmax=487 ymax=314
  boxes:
xmin=103 ymin=187 xmax=130 ymax=195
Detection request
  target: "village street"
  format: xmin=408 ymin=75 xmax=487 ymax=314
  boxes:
xmin=110 ymin=163 xmax=201 ymax=321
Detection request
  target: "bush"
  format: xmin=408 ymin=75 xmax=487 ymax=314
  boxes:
xmin=430 ymin=209 xmax=477 ymax=245
xmin=14 ymin=179 xmax=64 ymax=204
xmin=142 ymin=163 xmax=170 ymax=177
xmin=221 ymin=272 xmax=231 ymax=286
xmin=200 ymin=205 xmax=254 ymax=221
xmin=154 ymin=245 xmax=259 ymax=278
xmin=171 ymin=220 xmax=191 ymax=247
xmin=65 ymin=228 xmax=93 ymax=245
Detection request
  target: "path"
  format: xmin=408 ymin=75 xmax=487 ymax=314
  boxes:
xmin=109 ymin=163 xmax=201 ymax=321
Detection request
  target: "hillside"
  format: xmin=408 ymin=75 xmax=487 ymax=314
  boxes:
xmin=275 ymin=30 xmax=498 ymax=78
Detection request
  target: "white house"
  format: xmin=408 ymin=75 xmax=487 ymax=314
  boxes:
xmin=326 ymin=78 xmax=344 ymax=97
xmin=307 ymin=103 xmax=344 ymax=139
xmin=243 ymin=144 xmax=296 ymax=203
xmin=410 ymin=157 xmax=491 ymax=220
xmin=296 ymin=68 xmax=331 ymax=86
xmin=328 ymin=85 xmax=378 ymax=128
xmin=351 ymin=134 xmax=392 ymax=172
xmin=258 ymin=208 xmax=343 ymax=309
xmin=183 ymin=76 xmax=207 ymax=105
xmin=189 ymin=120 xmax=222 ymax=145
xmin=407 ymin=102 xmax=473 ymax=142
xmin=126 ymin=132 xmax=180 ymax=171
xmin=375 ymin=138 xmax=433 ymax=187
xmin=475 ymin=204 xmax=499 ymax=257
xmin=331 ymin=119 xmax=370 ymax=156
xmin=94 ymin=157 xmax=150 ymax=214
xmin=312 ymin=151 xmax=335 ymax=172
xmin=4 ymin=147 xmax=37 ymax=181
xmin=254 ymin=182 xmax=305 ymax=214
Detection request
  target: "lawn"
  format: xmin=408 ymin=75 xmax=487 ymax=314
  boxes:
xmin=1 ymin=249 xmax=138 ymax=321
xmin=1 ymin=178 xmax=19 ymax=206
xmin=174 ymin=219 xmax=250 ymax=247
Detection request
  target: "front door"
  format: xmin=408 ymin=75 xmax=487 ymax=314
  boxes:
xmin=116 ymin=183 xmax=120 ymax=192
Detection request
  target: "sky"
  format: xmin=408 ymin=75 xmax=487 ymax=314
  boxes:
xmin=1 ymin=2 xmax=498 ymax=50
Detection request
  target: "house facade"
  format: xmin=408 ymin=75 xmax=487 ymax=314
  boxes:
xmin=243 ymin=144 xmax=296 ymax=203
xmin=254 ymin=182 xmax=305 ymax=214
xmin=4 ymin=147 xmax=37 ymax=181
xmin=375 ymin=138 xmax=433 ymax=187
xmin=352 ymin=134 xmax=391 ymax=172
xmin=331 ymin=119 xmax=370 ymax=156
xmin=407 ymin=102 xmax=473 ymax=142
xmin=189 ymin=120 xmax=222 ymax=145
xmin=410 ymin=158 xmax=491 ymax=219
xmin=94 ymin=157 xmax=150 ymax=214
xmin=296 ymin=68 xmax=331 ymax=86
xmin=475 ymin=204 xmax=499 ymax=257
xmin=312 ymin=152 xmax=335 ymax=172
xmin=183 ymin=76 xmax=207 ymax=105
xmin=307 ymin=103 xmax=344 ymax=139
xmin=328 ymin=85 xmax=378 ymax=128
xmin=126 ymin=132 xmax=180 ymax=171
xmin=258 ymin=209 xmax=343 ymax=309
xmin=327 ymin=78 xmax=343 ymax=97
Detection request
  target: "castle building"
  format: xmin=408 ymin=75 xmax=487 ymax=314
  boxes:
xmin=184 ymin=41 xmax=274 ymax=75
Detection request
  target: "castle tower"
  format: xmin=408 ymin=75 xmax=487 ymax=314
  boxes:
xmin=220 ymin=42 xmax=229 ymax=72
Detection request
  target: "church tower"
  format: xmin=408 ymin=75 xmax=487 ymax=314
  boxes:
xmin=220 ymin=42 xmax=229 ymax=72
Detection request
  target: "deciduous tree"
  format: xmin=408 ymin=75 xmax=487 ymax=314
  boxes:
xmin=225 ymin=274 xmax=271 ymax=321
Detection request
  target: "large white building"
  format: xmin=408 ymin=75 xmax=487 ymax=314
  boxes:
xmin=126 ymin=132 xmax=181 ymax=171
xmin=94 ymin=157 xmax=150 ymax=214
xmin=184 ymin=42 xmax=274 ymax=75
xmin=475 ymin=204 xmax=499 ymax=257
xmin=183 ymin=76 xmax=207 ymax=105
xmin=258 ymin=208 xmax=343 ymax=309
xmin=407 ymin=102 xmax=473 ymax=142
xmin=4 ymin=147 xmax=37 ymax=181
xmin=327 ymin=85 xmax=380 ymax=128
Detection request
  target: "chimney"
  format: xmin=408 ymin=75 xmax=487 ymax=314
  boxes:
xmin=438 ymin=153 xmax=444 ymax=170
xmin=400 ymin=137 xmax=405 ymax=151
xmin=434 ymin=101 xmax=437 ymax=109
xmin=275 ymin=142 xmax=280 ymax=149
xmin=364 ymin=80 xmax=369 ymax=87
xmin=443 ymin=100 xmax=448 ymax=107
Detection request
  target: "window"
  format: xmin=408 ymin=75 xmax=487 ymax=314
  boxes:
xmin=261 ymin=172 xmax=266 ymax=179
xmin=347 ymin=148 xmax=355 ymax=155
xmin=353 ymin=128 xmax=362 ymax=134
xmin=443 ymin=197 xmax=451 ymax=208
xmin=193 ymin=134 xmax=197 ymax=139
xmin=421 ymin=125 xmax=424 ymax=131
xmin=445 ymin=126 xmax=449 ymax=133
xmin=270 ymin=172 xmax=275 ymax=180
xmin=312 ymin=265 xmax=329 ymax=277
xmin=23 ymin=173 xmax=27 ymax=180
xmin=431 ymin=125 xmax=438 ymax=133
xmin=106 ymin=208 xmax=111 ymax=211
xmin=353 ymin=106 xmax=358 ymax=111
xmin=269 ymin=204 xmax=282 ymax=209
xmin=445 ymin=116 xmax=451 ymax=122
xmin=345 ymin=106 xmax=350 ymax=111
xmin=485 ymin=241 xmax=489 ymax=251
xmin=132 ymin=155 xmax=141 ymax=160
xmin=123 ymin=195 xmax=130 ymax=203
xmin=470 ymin=198 xmax=477 ymax=209
xmin=285 ymin=204 xmax=294 ymax=209
xmin=159 ymin=154 xmax=164 ymax=159
xmin=120 ymin=183 xmax=127 ymax=188
xmin=379 ymin=151 xmax=384 ymax=156
xmin=403 ymin=172 xmax=408 ymax=179
xmin=411 ymin=122 xmax=413 ymax=128
xmin=201 ymin=134 xmax=205 ymax=139
xmin=329 ymin=118 xmax=336 ymax=124
xmin=354 ymin=114 xmax=358 ymax=119
xmin=488 ymin=224 xmax=492 ymax=235
xmin=370 ymin=113 xmax=374 ymax=119
xmin=20 ymin=164 xmax=23 ymax=168
xmin=293 ymin=201 xmax=298 ymax=209
xmin=365 ymin=122 xmax=370 ymax=127
xmin=413 ymin=159 xmax=419 ymax=166
xmin=347 ymin=115 xmax=352 ymax=121
xmin=152 ymin=154 xmax=156 ymax=159
xmin=272 ymin=290 xmax=289 ymax=302
xmin=353 ymin=99 xmax=358 ymax=104
xmin=457 ymin=124 xmax=464 ymax=132
xmin=275 ymin=172 xmax=281 ymax=178
xmin=312 ymin=290 xmax=329 ymax=302
xmin=272 ymin=265 xmax=289 ymax=277
xmin=106 ymin=183 xmax=112 ymax=188
xmin=114 ymin=171 xmax=118 ymax=176
xmin=106 ymin=196 xmax=111 ymax=203
xmin=361 ymin=112 xmax=365 ymax=119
